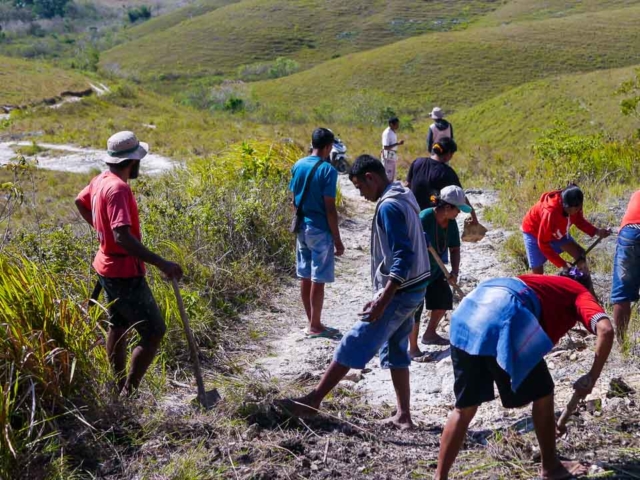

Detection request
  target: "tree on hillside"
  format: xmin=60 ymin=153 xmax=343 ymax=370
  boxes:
xmin=10 ymin=0 xmax=70 ymax=18
xmin=618 ymin=68 xmax=640 ymax=132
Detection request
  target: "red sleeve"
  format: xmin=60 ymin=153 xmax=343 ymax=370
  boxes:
xmin=76 ymin=185 xmax=91 ymax=210
xmin=575 ymin=290 xmax=608 ymax=334
xmin=571 ymin=211 xmax=598 ymax=237
xmin=537 ymin=211 xmax=566 ymax=268
xmin=106 ymin=185 xmax=132 ymax=229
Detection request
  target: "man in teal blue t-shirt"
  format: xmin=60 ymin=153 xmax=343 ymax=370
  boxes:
xmin=289 ymin=128 xmax=344 ymax=339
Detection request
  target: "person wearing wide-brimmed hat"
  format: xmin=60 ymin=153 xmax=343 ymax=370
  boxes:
xmin=75 ymin=131 xmax=183 ymax=397
xmin=427 ymin=107 xmax=454 ymax=154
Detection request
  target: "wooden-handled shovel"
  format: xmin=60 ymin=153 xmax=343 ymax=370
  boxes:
xmin=427 ymin=245 xmax=465 ymax=299
xmin=172 ymin=279 xmax=220 ymax=410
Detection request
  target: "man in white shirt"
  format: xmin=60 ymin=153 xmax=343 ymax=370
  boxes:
xmin=381 ymin=117 xmax=404 ymax=181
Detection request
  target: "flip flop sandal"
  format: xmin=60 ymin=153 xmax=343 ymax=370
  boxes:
xmin=306 ymin=329 xmax=342 ymax=340
xmin=411 ymin=352 xmax=436 ymax=363
xmin=421 ymin=337 xmax=450 ymax=346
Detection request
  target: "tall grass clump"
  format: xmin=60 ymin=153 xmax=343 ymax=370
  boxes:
xmin=0 ymin=255 xmax=109 ymax=477
xmin=132 ymin=140 xmax=299 ymax=354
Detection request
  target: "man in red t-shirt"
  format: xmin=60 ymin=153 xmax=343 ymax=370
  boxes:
xmin=435 ymin=273 xmax=614 ymax=480
xmin=76 ymin=131 xmax=183 ymax=397
xmin=611 ymin=190 xmax=640 ymax=343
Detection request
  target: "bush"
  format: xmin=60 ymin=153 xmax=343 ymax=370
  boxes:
xmin=127 ymin=5 xmax=151 ymax=23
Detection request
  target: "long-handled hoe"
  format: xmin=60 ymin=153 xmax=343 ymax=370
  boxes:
xmin=427 ymin=245 xmax=466 ymax=299
xmin=171 ymin=278 xmax=221 ymax=410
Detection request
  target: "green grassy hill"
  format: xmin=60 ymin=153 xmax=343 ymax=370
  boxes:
xmin=475 ymin=0 xmax=640 ymax=26
xmin=451 ymin=64 xmax=640 ymax=150
xmin=99 ymin=0 xmax=501 ymax=80
xmin=250 ymin=5 xmax=640 ymax=122
xmin=0 ymin=56 xmax=90 ymax=106
xmin=118 ymin=0 xmax=242 ymax=42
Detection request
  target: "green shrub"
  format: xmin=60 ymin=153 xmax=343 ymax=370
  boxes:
xmin=127 ymin=5 xmax=151 ymax=24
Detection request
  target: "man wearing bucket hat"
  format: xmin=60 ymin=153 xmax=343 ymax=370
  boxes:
xmin=75 ymin=131 xmax=183 ymax=397
xmin=427 ymin=107 xmax=454 ymax=154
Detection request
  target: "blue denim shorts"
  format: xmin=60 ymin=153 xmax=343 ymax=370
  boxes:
xmin=611 ymin=226 xmax=640 ymax=304
xmin=296 ymin=225 xmax=335 ymax=283
xmin=333 ymin=288 xmax=425 ymax=370
xmin=522 ymin=232 xmax=572 ymax=269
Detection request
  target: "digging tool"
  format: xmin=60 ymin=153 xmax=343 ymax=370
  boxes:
xmin=556 ymin=390 xmax=583 ymax=436
xmin=427 ymin=245 xmax=465 ymax=298
xmin=171 ymin=278 xmax=220 ymax=410
xmin=461 ymin=217 xmax=488 ymax=243
xmin=570 ymin=236 xmax=604 ymax=267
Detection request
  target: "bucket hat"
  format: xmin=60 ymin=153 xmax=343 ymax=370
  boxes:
xmin=430 ymin=107 xmax=444 ymax=120
xmin=105 ymin=131 xmax=149 ymax=164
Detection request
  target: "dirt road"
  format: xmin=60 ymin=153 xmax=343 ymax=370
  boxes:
xmin=255 ymin=176 xmax=640 ymax=431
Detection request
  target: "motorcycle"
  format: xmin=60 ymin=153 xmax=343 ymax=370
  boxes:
xmin=329 ymin=136 xmax=350 ymax=174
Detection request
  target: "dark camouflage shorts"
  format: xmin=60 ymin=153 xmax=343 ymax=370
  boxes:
xmin=97 ymin=275 xmax=166 ymax=340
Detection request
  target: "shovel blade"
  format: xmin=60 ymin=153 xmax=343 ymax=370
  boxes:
xmin=191 ymin=388 xmax=222 ymax=410
xmin=461 ymin=218 xmax=487 ymax=243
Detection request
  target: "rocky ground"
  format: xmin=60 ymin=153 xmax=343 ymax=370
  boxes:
xmin=92 ymin=176 xmax=640 ymax=480
xmin=240 ymin=176 xmax=640 ymax=479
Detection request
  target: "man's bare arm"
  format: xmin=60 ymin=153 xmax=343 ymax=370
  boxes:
xmin=113 ymin=225 xmax=183 ymax=279
xmin=75 ymin=199 xmax=93 ymax=227
xmin=324 ymin=196 xmax=344 ymax=256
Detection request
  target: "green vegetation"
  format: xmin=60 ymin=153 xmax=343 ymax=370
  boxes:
xmin=1 ymin=0 xmax=71 ymax=19
xmin=100 ymin=0 xmax=501 ymax=81
xmin=126 ymin=5 xmax=151 ymax=23
xmin=0 ymin=139 xmax=298 ymax=476
xmin=451 ymin=64 xmax=640 ymax=151
xmin=251 ymin=6 xmax=640 ymax=123
xmin=476 ymin=0 xmax=640 ymax=26
xmin=0 ymin=55 xmax=90 ymax=106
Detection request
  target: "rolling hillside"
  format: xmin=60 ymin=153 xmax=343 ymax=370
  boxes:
xmin=0 ymin=56 xmax=90 ymax=107
xmin=451 ymin=64 xmax=640 ymax=149
xmin=475 ymin=0 xmax=640 ymax=26
xmin=118 ymin=0 xmax=242 ymax=42
xmin=100 ymin=0 xmax=501 ymax=79
xmin=250 ymin=5 xmax=640 ymax=121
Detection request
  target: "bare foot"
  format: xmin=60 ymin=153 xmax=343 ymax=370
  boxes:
xmin=275 ymin=396 xmax=320 ymax=418
xmin=381 ymin=413 xmax=414 ymax=431
xmin=421 ymin=333 xmax=450 ymax=346
xmin=542 ymin=460 xmax=588 ymax=480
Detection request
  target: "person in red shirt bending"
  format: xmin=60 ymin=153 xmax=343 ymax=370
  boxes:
xmin=521 ymin=185 xmax=610 ymax=274
xmin=435 ymin=273 xmax=614 ymax=480
xmin=75 ymin=131 xmax=183 ymax=397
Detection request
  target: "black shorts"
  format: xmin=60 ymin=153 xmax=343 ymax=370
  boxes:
xmin=413 ymin=274 xmax=453 ymax=322
xmin=451 ymin=346 xmax=554 ymax=409
xmin=98 ymin=275 xmax=166 ymax=340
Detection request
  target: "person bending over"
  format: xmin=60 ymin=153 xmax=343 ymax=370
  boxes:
xmin=434 ymin=273 xmax=614 ymax=480
xmin=521 ymin=185 xmax=610 ymax=275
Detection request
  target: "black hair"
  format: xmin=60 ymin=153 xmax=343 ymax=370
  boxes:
xmin=311 ymin=127 xmax=335 ymax=150
xmin=432 ymin=137 xmax=457 ymax=155
xmin=388 ymin=117 xmax=399 ymax=125
xmin=558 ymin=267 xmax=592 ymax=289
xmin=431 ymin=194 xmax=455 ymax=209
xmin=108 ymin=159 xmax=136 ymax=170
xmin=348 ymin=154 xmax=387 ymax=181
xmin=562 ymin=184 xmax=584 ymax=208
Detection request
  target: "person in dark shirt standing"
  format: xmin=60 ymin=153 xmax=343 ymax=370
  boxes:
xmin=406 ymin=137 xmax=478 ymax=223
